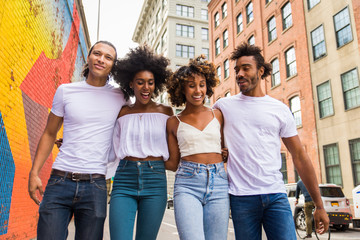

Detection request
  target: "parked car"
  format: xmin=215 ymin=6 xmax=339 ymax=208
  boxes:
xmin=285 ymin=183 xmax=352 ymax=231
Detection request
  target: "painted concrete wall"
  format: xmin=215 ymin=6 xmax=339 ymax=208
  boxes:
xmin=0 ymin=0 xmax=88 ymax=238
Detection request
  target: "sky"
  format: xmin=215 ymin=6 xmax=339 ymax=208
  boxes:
xmin=82 ymin=0 xmax=144 ymax=58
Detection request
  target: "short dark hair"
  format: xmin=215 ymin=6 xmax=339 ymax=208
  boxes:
xmin=113 ymin=45 xmax=171 ymax=101
xmin=167 ymin=55 xmax=219 ymax=107
xmin=82 ymin=41 xmax=117 ymax=79
xmin=231 ymin=43 xmax=272 ymax=79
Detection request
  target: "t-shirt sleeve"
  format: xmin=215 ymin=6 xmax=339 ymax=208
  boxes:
xmin=280 ymin=106 xmax=298 ymax=138
xmin=212 ymin=99 xmax=221 ymax=110
xmin=51 ymin=85 xmax=64 ymax=117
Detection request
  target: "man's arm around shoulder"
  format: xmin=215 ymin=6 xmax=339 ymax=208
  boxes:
xmin=28 ymin=113 xmax=63 ymax=205
xmin=283 ymin=135 xmax=330 ymax=234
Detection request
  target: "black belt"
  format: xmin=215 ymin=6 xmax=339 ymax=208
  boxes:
xmin=51 ymin=169 xmax=105 ymax=181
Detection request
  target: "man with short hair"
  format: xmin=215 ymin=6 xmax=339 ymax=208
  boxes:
xmin=213 ymin=43 xmax=329 ymax=240
xmin=28 ymin=41 xmax=126 ymax=239
xmin=296 ymin=179 xmax=315 ymax=238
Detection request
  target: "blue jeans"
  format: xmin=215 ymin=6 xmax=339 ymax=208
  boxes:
xmin=174 ymin=161 xmax=229 ymax=240
xmin=230 ymin=193 xmax=296 ymax=240
xmin=109 ymin=160 xmax=167 ymax=240
xmin=38 ymin=174 xmax=107 ymax=240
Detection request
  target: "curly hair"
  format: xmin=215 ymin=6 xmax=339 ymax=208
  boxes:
xmin=82 ymin=41 xmax=117 ymax=79
xmin=167 ymin=55 xmax=219 ymax=107
xmin=231 ymin=43 xmax=272 ymax=79
xmin=113 ymin=45 xmax=172 ymax=101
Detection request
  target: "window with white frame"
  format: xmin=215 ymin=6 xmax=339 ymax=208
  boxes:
xmin=217 ymin=66 xmax=221 ymax=82
xmin=224 ymin=59 xmax=229 ymax=79
xmin=237 ymin=13 xmax=243 ymax=33
xmin=246 ymin=1 xmax=254 ymax=24
xmin=268 ymin=16 xmax=277 ymax=42
xmin=176 ymin=44 xmax=195 ymax=58
xmin=176 ymin=24 xmax=194 ymax=38
xmin=285 ymin=47 xmax=297 ymax=78
xmin=333 ymin=7 xmax=353 ymax=48
xmin=311 ymin=25 xmax=326 ymax=60
xmin=324 ymin=144 xmax=343 ymax=186
xmin=215 ymin=38 xmax=220 ymax=55
xmin=248 ymin=35 xmax=255 ymax=45
xmin=214 ymin=12 xmax=220 ymax=28
xmin=223 ymin=29 xmax=228 ymax=48
xmin=349 ymin=138 xmax=360 ymax=186
xmin=222 ymin=2 xmax=227 ymax=19
xmin=202 ymin=28 xmax=209 ymax=40
xmin=281 ymin=153 xmax=288 ymax=184
xmin=282 ymin=2 xmax=292 ymax=30
xmin=290 ymin=96 xmax=302 ymax=127
xmin=317 ymin=81 xmax=334 ymax=118
xmin=225 ymin=92 xmax=231 ymax=97
xmin=341 ymin=68 xmax=360 ymax=110
xmin=271 ymin=58 xmax=280 ymax=87
xmin=201 ymin=9 xmax=208 ymax=20
xmin=176 ymin=4 xmax=194 ymax=18
xmin=202 ymin=48 xmax=209 ymax=60
xmin=307 ymin=0 xmax=320 ymax=10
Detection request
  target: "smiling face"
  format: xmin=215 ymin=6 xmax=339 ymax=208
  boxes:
xmin=87 ymin=43 xmax=116 ymax=81
xmin=183 ymin=74 xmax=207 ymax=106
xmin=130 ymin=70 xmax=155 ymax=105
xmin=234 ymin=55 xmax=264 ymax=97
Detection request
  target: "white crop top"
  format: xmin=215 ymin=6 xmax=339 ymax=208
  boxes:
xmin=112 ymin=112 xmax=170 ymax=160
xmin=176 ymin=109 xmax=222 ymax=158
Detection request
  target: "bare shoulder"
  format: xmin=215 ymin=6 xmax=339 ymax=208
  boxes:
xmin=167 ymin=115 xmax=180 ymax=129
xmin=213 ymin=108 xmax=223 ymax=124
xmin=118 ymin=105 xmax=131 ymax=118
xmin=156 ymin=103 xmax=174 ymax=116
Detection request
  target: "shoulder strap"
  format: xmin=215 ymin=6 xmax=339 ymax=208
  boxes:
xmin=175 ymin=114 xmax=181 ymax=122
xmin=210 ymin=108 xmax=216 ymax=118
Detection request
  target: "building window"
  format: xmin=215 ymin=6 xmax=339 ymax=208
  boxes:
xmin=215 ymin=38 xmax=220 ymax=56
xmin=317 ymin=81 xmax=334 ymax=118
xmin=202 ymin=48 xmax=209 ymax=60
xmin=214 ymin=12 xmax=220 ymax=28
xmin=282 ymin=2 xmax=292 ymax=30
xmin=225 ymin=92 xmax=231 ymax=97
xmin=201 ymin=9 xmax=208 ymax=20
xmin=176 ymin=44 xmax=195 ymax=59
xmin=236 ymin=13 xmax=243 ymax=33
xmin=202 ymin=28 xmax=209 ymax=40
xmin=267 ymin=16 xmax=277 ymax=42
xmin=155 ymin=43 xmax=160 ymax=54
xmin=334 ymin=7 xmax=353 ymax=48
xmin=290 ymin=96 xmax=302 ymax=127
xmin=161 ymin=29 xmax=167 ymax=47
xmin=349 ymin=138 xmax=360 ymax=186
xmin=341 ymin=68 xmax=360 ymax=110
xmin=307 ymin=0 xmax=320 ymax=10
xmin=217 ymin=66 xmax=221 ymax=82
xmin=324 ymin=144 xmax=343 ymax=186
xmin=176 ymin=24 xmax=194 ymax=38
xmin=271 ymin=58 xmax=280 ymax=87
xmin=248 ymin=35 xmax=255 ymax=45
xmin=246 ymin=1 xmax=254 ymax=24
xmin=176 ymin=4 xmax=194 ymax=18
xmin=311 ymin=25 xmax=326 ymax=60
xmin=222 ymin=2 xmax=227 ymax=19
xmin=281 ymin=153 xmax=288 ymax=184
xmin=223 ymin=29 xmax=228 ymax=48
xmin=224 ymin=59 xmax=229 ymax=79
xmin=285 ymin=47 xmax=297 ymax=78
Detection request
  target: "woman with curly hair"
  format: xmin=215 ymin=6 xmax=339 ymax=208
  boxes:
xmin=109 ymin=45 xmax=173 ymax=240
xmin=165 ymin=56 xmax=229 ymax=240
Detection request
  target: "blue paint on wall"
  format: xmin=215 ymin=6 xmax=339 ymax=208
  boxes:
xmin=0 ymin=112 xmax=16 ymax=235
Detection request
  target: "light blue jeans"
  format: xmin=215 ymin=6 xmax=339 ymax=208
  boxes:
xmin=109 ymin=160 xmax=167 ymax=240
xmin=230 ymin=193 xmax=296 ymax=240
xmin=174 ymin=161 xmax=229 ymax=240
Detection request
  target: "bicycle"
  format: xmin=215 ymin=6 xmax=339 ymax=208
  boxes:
xmin=294 ymin=209 xmax=330 ymax=240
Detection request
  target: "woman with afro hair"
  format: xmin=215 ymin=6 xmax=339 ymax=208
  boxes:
xmin=108 ymin=45 xmax=173 ymax=240
xmin=165 ymin=56 xmax=230 ymax=240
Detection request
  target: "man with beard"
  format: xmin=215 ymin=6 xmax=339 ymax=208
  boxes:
xmin=213 ymin=43 xmax=329 ymax=240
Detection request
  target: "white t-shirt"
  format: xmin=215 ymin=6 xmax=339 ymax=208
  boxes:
xmin=51 ymin=80 xmax=125 ymax=174
xmin=213 ymin=93 xmax=298 ymax=196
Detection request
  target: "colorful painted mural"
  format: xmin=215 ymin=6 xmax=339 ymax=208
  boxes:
xmin=0 ymin=0 xmax=89 ymax=238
